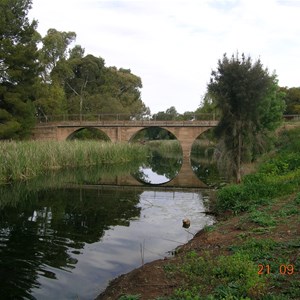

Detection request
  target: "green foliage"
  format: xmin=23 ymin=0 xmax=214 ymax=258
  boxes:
xmin=38 ymin=28 xmax=76 ymax=83
xmin=248 ymin=210 xmax=276 ymax=227
xmin=145 ymin=140 xmax=181 ymax=153
xmin=0 ymin=0 xmax=39 ymax=139
xmin=295 ymin=193 xmax=300 ymax=205
xmin=280 ymin=86 xmax=300 ymax=114
xmin=215 ymin=170 xmax=297 ymax=214
xmin=0 ymin=141 xmax=147 ymax=184
xmin=174 ymin=287 xmax=201 ymax=299
xmin=152 ymin=106 xmax=179 ymax=121
xmin=34 ymin=81 xmax=66 ymax=117
xmin=118 ymin=295 xmax=141 ymax=300
xmin=42 ymin=52 xmax=149 ymax=118
xmin=215 ymin=126 xmax=300 ymax=213
xmin=275 ymin=204 xmax=298 ymax=217
xmin=215 ymin=184 xmax=245 ymax=212
xmin=132 ymin=140 xmax=182 ymax=183
xmin=68 ymin=128 xmax=110 ymax=141
xmin=276 ymin=126 xmax=300 ymax=152
xmin=229 ymin=238 xmax=300 ymax=299
xmin=202 ymin=224 xmax=216 ymax=233
xmin=133 ymin=127 xmax=176 ymax=141
xmin=229 ymin=238 xmax=277 ymax=261
xmin=196 ymin=92 xmax=219 ymax=116
xmin=208 ymin=53 xmax=285 ymax=182
xmin=170 ymin=252 xmax=264 ymax=299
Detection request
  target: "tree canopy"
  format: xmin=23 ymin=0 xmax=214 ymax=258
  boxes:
xmin=208 ymin=53 xmax=285 ymax=182
xmin=280 ymin=86 xmax=300 ymax=114
xmin=0 ymin=0 xmax=39 ymax=139
xmin=34 ymin=29 xmax=150 ymax=122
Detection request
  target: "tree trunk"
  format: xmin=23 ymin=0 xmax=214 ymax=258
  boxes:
xmin=236 ymin=123 xmax=242 ymax=183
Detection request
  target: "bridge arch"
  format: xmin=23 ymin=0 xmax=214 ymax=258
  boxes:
xmin=55 ymin=126 xmax=124 ymax=142
xmin=128 ymin=126 xmax=180 ymax=143
xmin=66 ymin=127 xmax=110 ymax=141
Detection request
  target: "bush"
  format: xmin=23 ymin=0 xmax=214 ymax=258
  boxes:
xmin=215 ymin=184 xmax=245 ymax=213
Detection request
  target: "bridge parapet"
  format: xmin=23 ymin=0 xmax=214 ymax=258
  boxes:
xmin=35 ymin=119 xmax=219 ymax=128
xmin=36 ymin=113 xmax=216 ymax=122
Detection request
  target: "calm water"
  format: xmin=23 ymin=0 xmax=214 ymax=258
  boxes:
xmin=0 ymin=154 xmax=219 ymax=300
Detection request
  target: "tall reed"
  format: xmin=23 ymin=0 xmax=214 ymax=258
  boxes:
xmin=145 ymin=140 xmax=182 ymax=154
xmin=0 ymin=141 xmax=147 ymax=184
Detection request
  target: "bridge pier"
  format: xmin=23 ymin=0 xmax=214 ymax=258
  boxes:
xmin=163 ymin=126 xmax=211 ymax=158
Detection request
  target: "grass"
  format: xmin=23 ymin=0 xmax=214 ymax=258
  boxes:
xmin=118 ymin=295 xmax=141 ymax=300
xmin=0 ymin=140 xmax=148 ymax=184
xmin=162 ymin=251 xmax=265 ymax=299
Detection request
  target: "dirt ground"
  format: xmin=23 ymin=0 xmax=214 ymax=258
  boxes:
xmin=96 ymin=194 xmax=300 ymax=300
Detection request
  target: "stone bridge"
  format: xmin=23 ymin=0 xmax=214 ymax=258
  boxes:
xmin=32 ymin=116 xmax=218 ymax=159
xmin=32 ymin=115 xmax=218 ymax=187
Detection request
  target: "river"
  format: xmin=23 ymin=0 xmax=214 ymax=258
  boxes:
xmin=0 ymin=152 xmax=222 ymax=300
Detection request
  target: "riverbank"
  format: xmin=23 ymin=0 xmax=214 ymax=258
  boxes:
xmin=97 ymin=125 xmax=300 ymax=300
xmin=0 ymin=140 xmax=147 ymax=184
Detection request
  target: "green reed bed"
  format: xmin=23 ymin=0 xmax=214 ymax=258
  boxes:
xmin=0 ymin=140 xmax=147 ymax=184
xmin=145 ymin=140 xmax=182 ymax=154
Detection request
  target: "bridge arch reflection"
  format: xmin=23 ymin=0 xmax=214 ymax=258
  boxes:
xmin=94 ymin=156 xmax=208 ymax=189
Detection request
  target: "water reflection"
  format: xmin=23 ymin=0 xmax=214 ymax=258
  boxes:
xmin=190 ymin=155 xmax=226 ymax=188
xmin=132 ymin=151 xmax=182 ymax=185
xmin=190 ymin=129 xmax=227 ymax=188
xmin=0 ymin=170 xmax=214 ymax=300
xmin=0 ymin=185 xmax=142 ymax=299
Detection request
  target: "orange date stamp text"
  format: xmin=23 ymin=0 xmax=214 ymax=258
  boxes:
xmin=258 ymin=264 xmax=295 ymax=275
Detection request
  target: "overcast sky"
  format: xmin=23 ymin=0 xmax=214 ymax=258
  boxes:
xmin=29 ymin=0 xmax=300 ymax=114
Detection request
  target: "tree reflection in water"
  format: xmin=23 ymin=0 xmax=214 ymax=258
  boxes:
xmin=0 ymin=169 xmax=142 ymax=299
xmin=133 ymin=150 xmax=182 ymax=185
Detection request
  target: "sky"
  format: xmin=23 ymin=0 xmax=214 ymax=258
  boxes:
xmin=29 ymin=0 xmax=300 ymax=114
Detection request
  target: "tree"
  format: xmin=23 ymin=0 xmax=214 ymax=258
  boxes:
xmin=64 ymin=54 xmax=105 ymax=116
xmin=64 ymin=57 xmax=149 ymax=118
xmin=34 ymin=31 xmax=81 ymax=119
xmin=152 ymin=106 xmax=179 ymax=120
xmin=0 ymin=0 xmax=39 ymax=139
xmin=280 ymin=86 xmax=300 ymax=114
xmin=208 ymin=53 xmax=285 ymax=183
xmin=35 ymin=29 xmax=149 ymax=120
xmin=196 ymin=92 xmax=218 ymax=116
xmin=101 ymin=67 xmax=148 ymax=118
xmin=38 ymin=28 xmax=76 ymax=83
xmin=34 ymin=81 xmax=66 ymax=119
